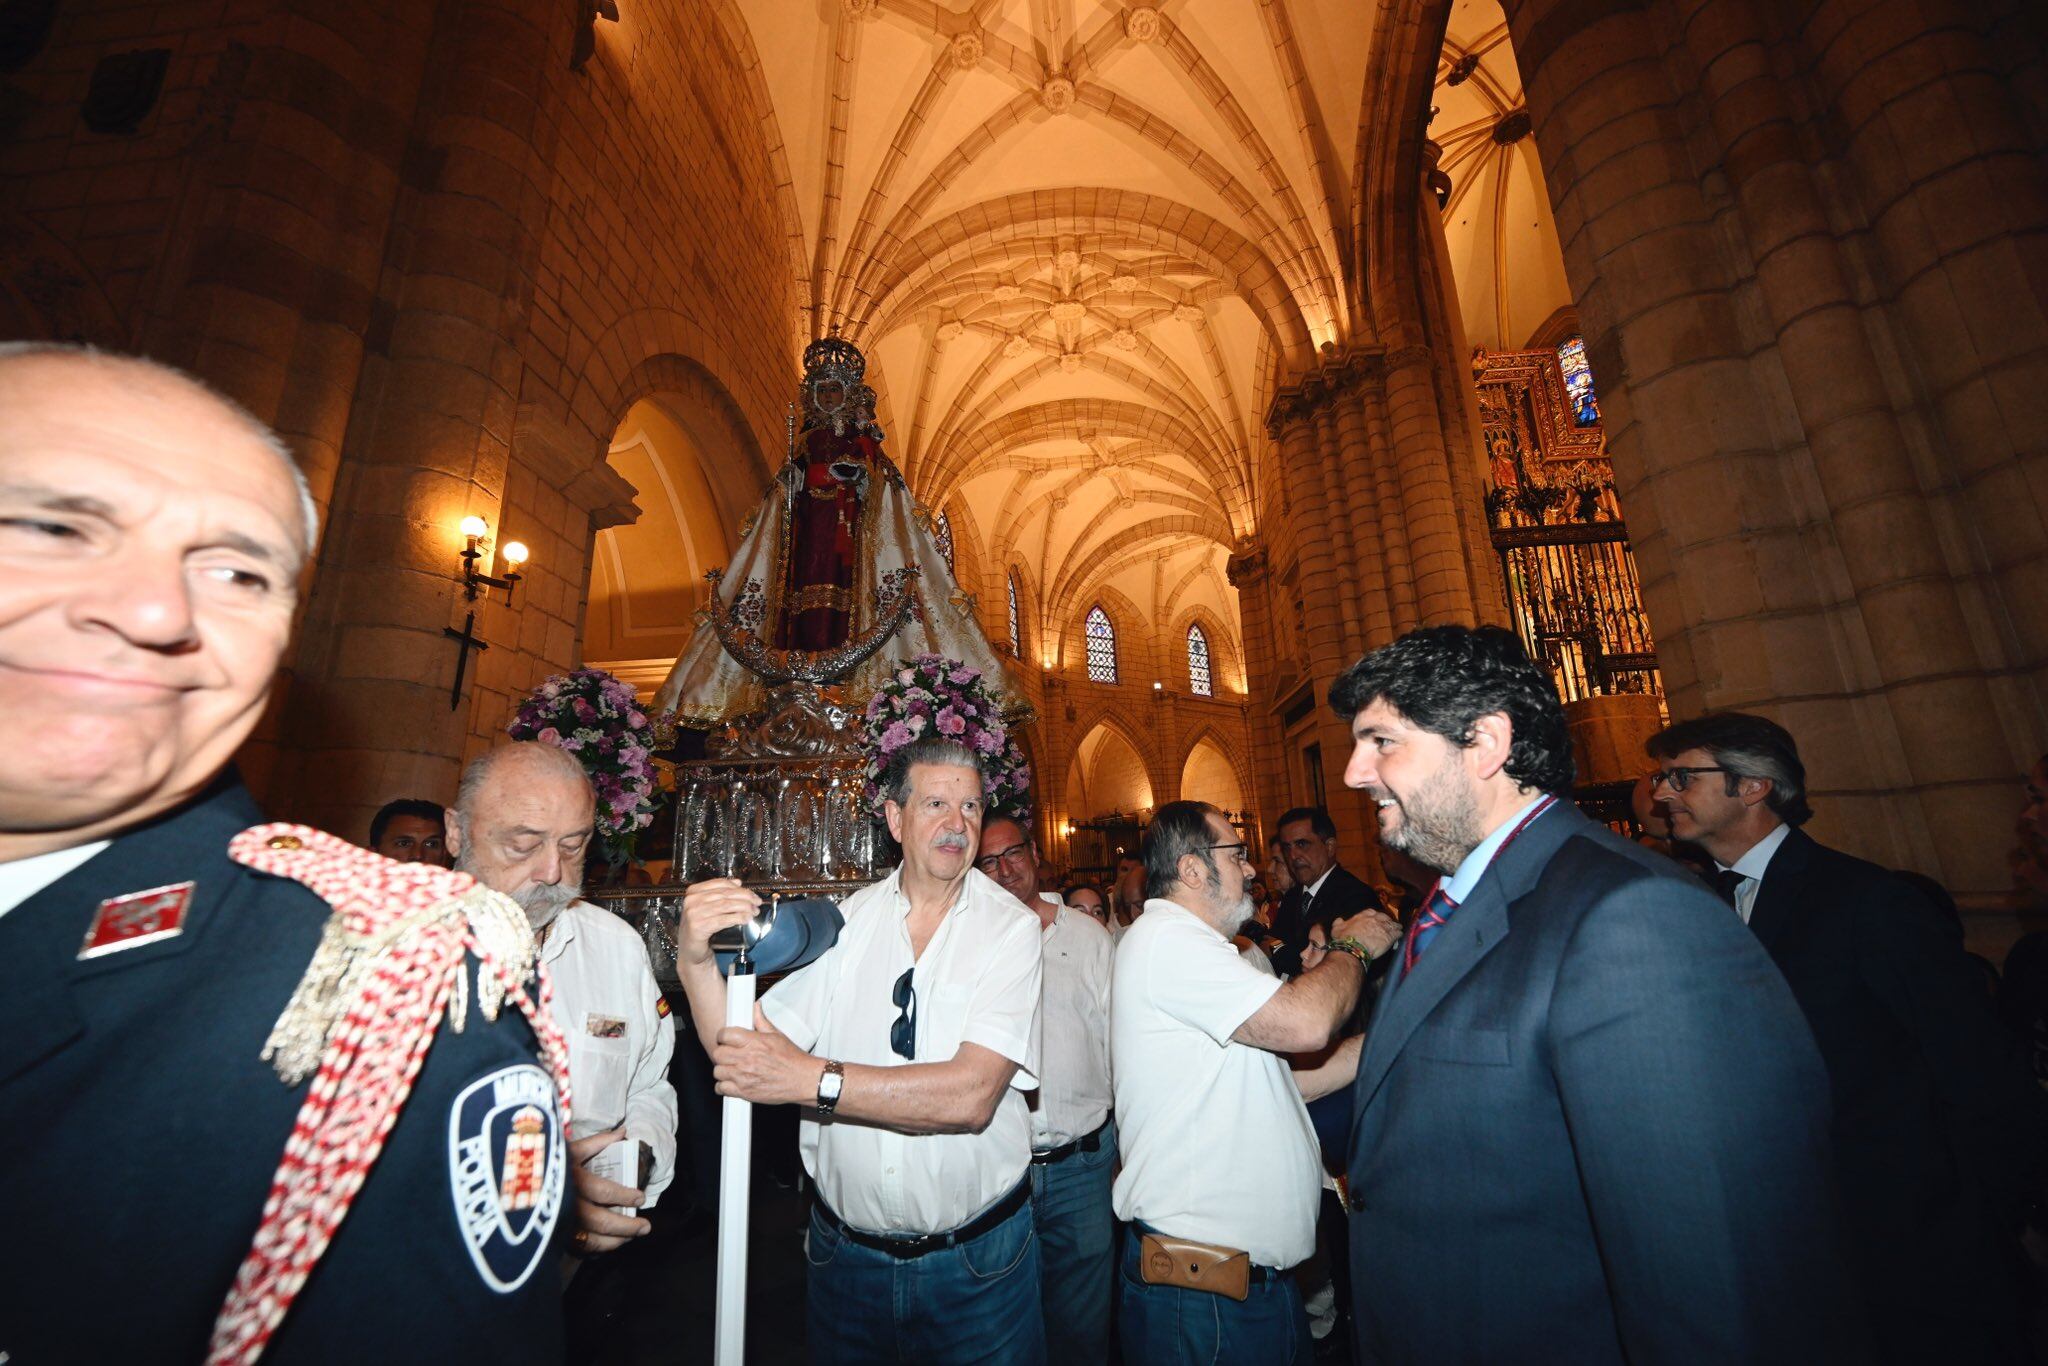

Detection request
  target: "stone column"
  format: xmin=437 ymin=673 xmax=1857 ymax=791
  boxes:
xmin=1267 ymin=405 xmax=1375 ymax=853
xmin=1361 ymin=379 xmax=1421 ymax=631
xmin=1309 ymin=387 xmax=1369 ymax=657
xmin=274 ymin=0 xmax=628 ymax=840
xmin=1331 ymin=376 xmax=1397 ymax=650
xmin=1506 ymin=0 xmax=2023 ymax=889
xmin=1799 ymin=0 xmax=2048 ymax=703
xmin=1228 ymin=541 xmax=1290 ymax=839
xmin=1381 ymin=345 xmax=1477 ymax=624
xmin=1676 ymin=0 xmax=2012 ymax=876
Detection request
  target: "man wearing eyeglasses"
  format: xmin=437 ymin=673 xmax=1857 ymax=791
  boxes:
xmin=677 ymin=736 xmax=1046 ymax=1364
xmin=976 ymin=814 xmax=1116 ymax=1363
xmin=1111 ymin=800 xmax=1398 ymax=1364
xmin=1648 ymin=713 xmax=2047 ymax=1366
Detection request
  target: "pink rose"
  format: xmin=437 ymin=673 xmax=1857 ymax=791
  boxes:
xmin=935 ymin=707 xmax=966 ymax=736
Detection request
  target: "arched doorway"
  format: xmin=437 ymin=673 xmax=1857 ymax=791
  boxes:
xmin=1180 ymin=736 xmax=1246 ymax=814
xmin=1064 ymin=723 xmax=1156 ymax=880
xmin=584 ymin=394 xmax=757 ymax=695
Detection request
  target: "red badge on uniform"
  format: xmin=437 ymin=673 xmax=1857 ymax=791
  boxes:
xmin=78 ymin=881 xmax=195 ymax=959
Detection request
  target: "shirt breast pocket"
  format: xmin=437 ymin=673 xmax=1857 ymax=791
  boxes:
xmin=1409 ymin=1024 xmax=1511 ymax=1067
xmin=921 ymin=982 xmax=975 ymax=1058
xmin=567 ymin=1033 xmax=633 ymax=1131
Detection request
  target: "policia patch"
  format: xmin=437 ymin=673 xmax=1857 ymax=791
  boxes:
xmin=448 ymin=1064 xmax=565 ymax=1291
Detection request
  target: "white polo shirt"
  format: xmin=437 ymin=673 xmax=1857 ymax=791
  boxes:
xmin=762 ymin=866 xmax=1041 ymax=1236
xmin=1032 ymin=892 xmax=1115 ymax=1149
xmin=1111 ymin=898 xmax=1323 ymax=1269
xmin=542 ymin=900 xmax=679 ymax=1204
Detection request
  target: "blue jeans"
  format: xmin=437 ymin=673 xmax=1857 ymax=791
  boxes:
xmin=1117 ymin=1223 xmax=1310 ymax=1366
xmin=1029 ymin=1121 xmax=1116 ymax=1361
xmin=806 ymin=1193 xmax=1047 ymax=1365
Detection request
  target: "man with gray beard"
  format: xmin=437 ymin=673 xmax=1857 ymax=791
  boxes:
xmin=448 ymin=742 xmax=677 ymax=1260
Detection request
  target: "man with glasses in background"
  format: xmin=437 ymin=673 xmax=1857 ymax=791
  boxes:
xmin=1647 ymin=713 xmax=2046 ymax=1365
xmin=1112 ymin=800 xmax=1398 ymax=1364
xmin=677 ymin=736 xmax=1045 ymax=1364
xmin=977 ymin=813 xmax=1116 ymax=1362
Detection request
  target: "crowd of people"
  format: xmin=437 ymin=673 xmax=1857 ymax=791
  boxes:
xmin=4 ymin=341 xmax=2047 ymax=1366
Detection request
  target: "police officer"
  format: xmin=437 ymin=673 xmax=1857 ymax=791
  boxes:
xmin=0 ymin=344 xmax=571 ymax=1363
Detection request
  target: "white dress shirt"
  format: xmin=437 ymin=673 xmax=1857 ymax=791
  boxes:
xmin=0 ymin=841 xmax=108 ymax=921
xmin=762 ymin=866 xmax=1042 ymax=1236
xmin=1714 ymin=822 xmax=1792 ymax=924
xmin=1443 ymin=793 xmax=1552 ymax=903
xmin=1031 ymin=892 xmax=1114 ymax=1149
xmin=541 ymin=900 xmax=678 ymax=1204
xmin=1110 ymin=898 xmax=1322 ymax=1270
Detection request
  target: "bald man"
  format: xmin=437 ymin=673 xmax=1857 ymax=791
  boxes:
xmin=448 ymin=743 xmax=677 ymax=1262
xmin=0 ymin=345 xmax=570 ymax=1362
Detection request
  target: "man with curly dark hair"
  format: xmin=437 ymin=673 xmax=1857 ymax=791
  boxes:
xmin=1330 ymin=625 xmax=1861 ymax=1366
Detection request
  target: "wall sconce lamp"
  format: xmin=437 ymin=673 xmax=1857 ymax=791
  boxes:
xmin=459 ymin=515 xmax=527 ymax=602
xmin=1152 ymin=680 xmax=1164 ymax=693
xmin=446 ymin=516 xmax=534 ymax=711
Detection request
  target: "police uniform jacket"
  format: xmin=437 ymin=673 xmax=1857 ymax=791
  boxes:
xmin=0 ymin=778 xmax=568 ymax=1364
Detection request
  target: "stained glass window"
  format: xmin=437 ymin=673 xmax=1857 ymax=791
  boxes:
xmin=1187 ymin=623 xmax=1212 ymax=697
xmin=1085 ymin=605 xmax=1117 ymax=683
xmin=1557 ymin=336 xmax=1600 ymax=427
xmin=1006 ymin=572 xmax=1021 ymax=655
xmin=934 ymin=511 xmax=955 ymax=570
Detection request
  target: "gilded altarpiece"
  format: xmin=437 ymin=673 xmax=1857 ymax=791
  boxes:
xmin=1475 ymin=347 xmax=1663 ymax=709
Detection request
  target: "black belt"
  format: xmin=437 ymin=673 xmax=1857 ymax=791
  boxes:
xmin=1030 ymin=1118 xmax=1110 ymax=1165
xmin=814 ymin=1178 xmax=1029 ymax=1259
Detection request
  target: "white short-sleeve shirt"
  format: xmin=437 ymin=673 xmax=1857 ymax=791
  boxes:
xmin=541 ymin=900 xmax=679 ymax=1204
xmin=762 ymin=866 xmax=1041 ymax=1236
xmin=1110 ymin=898 xmax=1323 ymax=1269
xmin=1032 ymin=893 xmax=1115 ymax=1148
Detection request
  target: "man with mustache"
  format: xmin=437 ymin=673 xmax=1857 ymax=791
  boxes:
xmin=0 ymin=344 xmax=569 ymax=1361
xmin=1334 ymin=626 xmax=1858 ymax=1364
xmin=448 ymin=742 xmax=677 ymax=1263
xmin=679 ymin=735 xmax=1046 ymax=1364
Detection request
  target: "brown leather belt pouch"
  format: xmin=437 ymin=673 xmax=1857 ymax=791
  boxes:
xmin=1137 ymin=1232 xmax=1251 ymax=1302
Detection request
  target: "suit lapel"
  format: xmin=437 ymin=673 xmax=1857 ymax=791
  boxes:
xmin=1350 ymin=803 xmax=1584 ymax=1117
xmin=1350 ymin=876 xmax=1512 ymax=1107
xmin=1744 ymin=827 xmax=1811 ymax=954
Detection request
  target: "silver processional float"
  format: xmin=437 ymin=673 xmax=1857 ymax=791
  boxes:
xmin=585 ymin=335 xmax=1023 ymax=1365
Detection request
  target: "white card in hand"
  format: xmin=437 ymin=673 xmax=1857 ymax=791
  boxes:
xmin=586 ymin=1137 xmax=641 ymax=1217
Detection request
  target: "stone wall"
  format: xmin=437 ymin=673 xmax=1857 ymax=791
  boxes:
xmin=0 ymin=0 xmax=798 ymax=840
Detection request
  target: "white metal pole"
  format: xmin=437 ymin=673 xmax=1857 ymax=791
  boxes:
xmin=714 ymin=964 xmax=757 ymax=1366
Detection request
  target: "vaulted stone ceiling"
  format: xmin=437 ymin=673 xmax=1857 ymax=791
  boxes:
xmin=1431 ymin=0 xmax=1573 ymax=351
xmin=713 ymin=0 xmax=1380 ymax=669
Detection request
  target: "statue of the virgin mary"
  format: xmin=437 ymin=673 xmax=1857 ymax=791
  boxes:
xmin=653 ymin=333 xmax=1012 ymax=726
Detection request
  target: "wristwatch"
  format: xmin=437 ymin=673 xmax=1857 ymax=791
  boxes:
xmin=816 ymin=1059 xmax=845 ymax=1115
xmin=1325 ymin=936 xmax=1375 ymax=966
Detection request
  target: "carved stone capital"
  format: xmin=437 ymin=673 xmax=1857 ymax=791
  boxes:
xmin=1225 ymin=539 xmax=1268 ymax=586
xmin=513 ymin=402 xmax=640 ymax=528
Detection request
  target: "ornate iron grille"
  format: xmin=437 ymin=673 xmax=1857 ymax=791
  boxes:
xmin=1476 ymin=345 xmax=1662 ymax=706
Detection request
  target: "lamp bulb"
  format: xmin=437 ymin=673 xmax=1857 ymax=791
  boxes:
xmin=501 ymin=540 xmax=530 ymax=567
xmin=460 ymin=515 xmax=489 ymax=539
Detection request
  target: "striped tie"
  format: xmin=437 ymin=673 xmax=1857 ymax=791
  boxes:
xmin=1402 ymin=881 xmax=1459 ymax=976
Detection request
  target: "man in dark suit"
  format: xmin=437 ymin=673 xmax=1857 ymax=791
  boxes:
xmin=1267 ymin=805 xmax=1381 ymax=978
xmin=1334 ymin=626 xmax=1859 ymax=1365
xmin=1650 ymin=713 xmax=2047 ymax=1364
